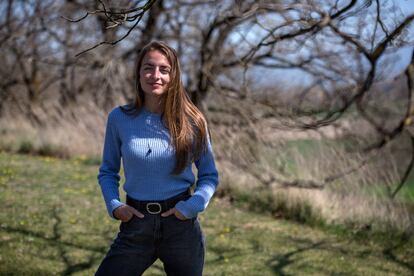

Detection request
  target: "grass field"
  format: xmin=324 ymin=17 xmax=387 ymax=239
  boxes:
xmin=0 ymin=152 xmax=413 ymax=275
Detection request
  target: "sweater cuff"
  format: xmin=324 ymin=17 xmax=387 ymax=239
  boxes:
xmin=108 ymin=199 xmax=124 ymax=220
xmin=174 ymin=194 xmax=206 ymax=219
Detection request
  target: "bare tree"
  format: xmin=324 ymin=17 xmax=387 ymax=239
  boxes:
xmin=1 ymin=0 xmax=414 ymax=198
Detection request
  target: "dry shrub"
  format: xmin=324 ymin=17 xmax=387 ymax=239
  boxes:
xmin=210 ymin=101 xmax=414 ymax=234
xmin=270 ymin=187 xmax=413 ymax=233
xmin=0 ymin=102 xmax=107 ymax=158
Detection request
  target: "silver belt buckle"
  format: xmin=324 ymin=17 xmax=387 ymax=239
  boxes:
xmin=146 ymin=203 xmax=162 ymax=214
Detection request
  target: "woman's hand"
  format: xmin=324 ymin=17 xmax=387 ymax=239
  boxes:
xmin=113 ymin=205 xmax=144 ymax=222
xmin=161 ymin=208 xmax=188 ymax=220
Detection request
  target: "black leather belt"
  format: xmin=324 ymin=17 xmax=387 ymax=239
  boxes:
xmin=126 ymin=190 xmax=191 ymax=215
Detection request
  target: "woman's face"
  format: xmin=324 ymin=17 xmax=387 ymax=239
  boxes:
xmin=139 ymin=50 xmax=172 ymax=98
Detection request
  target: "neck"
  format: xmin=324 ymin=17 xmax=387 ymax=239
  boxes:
xmin=144 ymin=96 xmax=164 ymax=114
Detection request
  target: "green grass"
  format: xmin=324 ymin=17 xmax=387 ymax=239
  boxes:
xmin=355 ymin=172 xmax=414 ymax=204
xmin=0 ymin=152 xmax=413 ymax=275
xmin=399 ymin=170 xmax=414 ymax=201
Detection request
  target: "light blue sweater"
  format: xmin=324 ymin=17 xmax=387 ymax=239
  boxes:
xmin=98 ymin=106 xmax=219 ymax=219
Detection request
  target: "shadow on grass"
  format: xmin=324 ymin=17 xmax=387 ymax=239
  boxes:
xmin=203 ymin=234 xmax=358 ymax=275
xmin=209 ymin=238 xmax=265 ymax=264
xmin=382 ymin=236 xmax=414 ymax=273
xmin=50 ymin=208 xmax=106 ymax=276
xmin=267 ymin=241 xmax=324 ymax=275
xmin=266 ymin=236 xmax=414 ymax=275
xmin=1 ymin=206 xmax=115 ymax=275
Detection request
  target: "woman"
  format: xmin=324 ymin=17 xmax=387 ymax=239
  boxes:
xmin=95 ymin=40 xmax=219 ymax=276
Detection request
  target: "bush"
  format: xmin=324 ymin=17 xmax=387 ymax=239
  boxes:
xmin=17 ymin=141 xmax=34 ymax=154
xmin=216 ymin=185 xmax=324 ymax=226
xmin=37 ymin=143 xmax=70 ymax=159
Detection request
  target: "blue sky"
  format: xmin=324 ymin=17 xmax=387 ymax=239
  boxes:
xmin=394 ymin=0 xmax=414 ymax=72
xmin=400 ymin=0 xmax=414 ymax=14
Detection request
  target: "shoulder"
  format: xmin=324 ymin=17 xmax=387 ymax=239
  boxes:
xmin=107 ymin=106 xmax=132 ymax=127
xmin=108 ymin=104 xmax=143 ymax=125
xmin=106 ymin=106 xmax=121 ymax=121
xmin=109 ymin=104 xmax=136 ymax=118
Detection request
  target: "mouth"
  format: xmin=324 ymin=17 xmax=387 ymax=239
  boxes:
xmin=149 ymin=83 xmax=162 ymax=87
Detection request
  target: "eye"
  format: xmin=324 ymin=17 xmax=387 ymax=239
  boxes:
xmin=160 ymin=67 xmax=171 ymax=74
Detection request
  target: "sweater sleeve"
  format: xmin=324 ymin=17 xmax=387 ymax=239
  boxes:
xmin=175 ymin=138 xmax=219 ymax=218
xmin=97 ymin=109 xmax=124 ymax=219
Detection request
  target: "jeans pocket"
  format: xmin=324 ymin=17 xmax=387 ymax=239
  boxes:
xmin=171 ymin=213 xmax=191 ymax=222
xmin=120 ymin=215 xmax=140 ymax=232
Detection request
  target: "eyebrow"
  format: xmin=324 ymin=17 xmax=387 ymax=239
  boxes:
xmin=143 ymin=62 xmax=171 ymax=69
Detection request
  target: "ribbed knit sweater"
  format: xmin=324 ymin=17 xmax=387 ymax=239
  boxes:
xmin=97 ymin=106 xmax=219 ymax=219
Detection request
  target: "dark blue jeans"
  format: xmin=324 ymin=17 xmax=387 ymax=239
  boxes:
xmin=95 ymin=214 xmax=205 ymax=276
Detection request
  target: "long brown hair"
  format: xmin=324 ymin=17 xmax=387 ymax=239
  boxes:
xmin=121 ymin=40 xmax=208 ymax=174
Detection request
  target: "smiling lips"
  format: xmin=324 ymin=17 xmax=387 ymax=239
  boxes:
xmin=149 ymin=83 xmax=162 ymax=87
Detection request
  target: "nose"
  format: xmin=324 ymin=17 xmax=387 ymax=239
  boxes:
xmin=152 ymin=67 xmax=161 ymax=79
